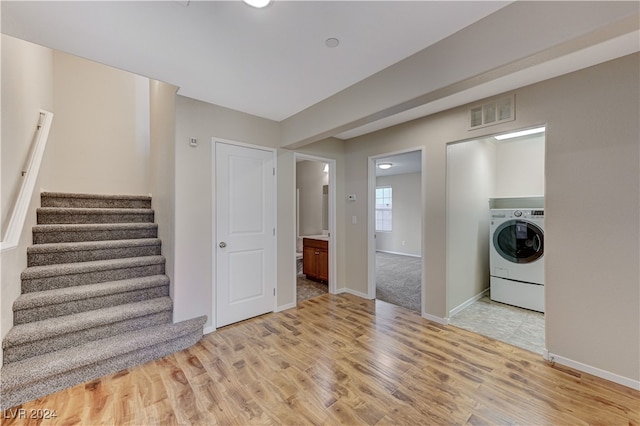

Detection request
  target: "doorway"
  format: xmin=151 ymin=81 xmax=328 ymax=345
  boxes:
xmin=445 ymin=126 xmax=546 ymax=354
xmin=367 ymin=149 xmax=423 ymax=314
xmin=294 ymin=153 xmax=336 ymax=303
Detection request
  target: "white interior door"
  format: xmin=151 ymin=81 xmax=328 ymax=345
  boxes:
xmin=215 ymin=141 xmax=276 ymax=327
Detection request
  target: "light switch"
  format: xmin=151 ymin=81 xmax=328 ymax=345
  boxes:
xmin=348 ymin=194 xmax=357 ymax=201
xmin=352 ymin=215 xmax=357 ymax=225
xmin=189 ymin=137 xmax=198 ymax=147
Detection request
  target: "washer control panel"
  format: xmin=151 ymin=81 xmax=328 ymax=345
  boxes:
xmin=491 ymin=209 xmax=544 ymax=220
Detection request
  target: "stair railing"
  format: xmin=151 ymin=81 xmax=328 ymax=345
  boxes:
xmin=1 ymin=110 xmax=54 ymax=252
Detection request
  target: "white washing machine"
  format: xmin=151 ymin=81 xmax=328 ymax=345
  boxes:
xmin=489 ymin=208 xmax=545 ymax=312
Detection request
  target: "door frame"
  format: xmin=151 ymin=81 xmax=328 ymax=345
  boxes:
xmin=367 ymin=147 xmax=424 ymax=310
xmin=212 ymin=137 xmax=277 ymax=329
xmin=293 ymin=153 xmax=337 ymax=298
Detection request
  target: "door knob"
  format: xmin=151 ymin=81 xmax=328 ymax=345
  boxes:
xmin=219 ymin=242 xmax=227 ymax=248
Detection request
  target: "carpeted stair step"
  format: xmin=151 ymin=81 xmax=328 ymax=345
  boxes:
xmin=37 ymin=207 xmax=154 ymax=225
xmin=3 ymin=297 xmax=174 ymax=363
xmin=40 ymin=192 xmax=152 ymax=209
xmin=27 ymin=238 xmax=162 ymax=266
xmin=21 ymin=255 xmax=165 ymax=293
xmin=32 ymin=222 xmax=158 ymax=244
xmin=0 ymin=315 xmax=206 ymax=410
xmin=13 ymin=275 xmax=170 ymax=324
xmin=0 ymin=191 xmax=207 ymax=409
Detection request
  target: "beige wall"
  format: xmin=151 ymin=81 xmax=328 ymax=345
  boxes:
xmin=1 ymin=35 xmax=53 ymax=237
xmin=375 ymin=172 xmax=421 ymax=256
xmin=173 ymin=95 xmax=281 ymax=329
xmin=446 ymin=140 xmax=494 ymax=311
xmin=543 ymin=54 xmax=638 ymax=382
xmin=296 ymin=160 xmax=328 ymax=237
xmin=173 ymin=96 xmax=349 ymax=326
xmin=49 ymin=51 xmax=150 ymax=195
xmin=494 ymin=134 xmax=545 ymax=197
xmin=149 ymin=80 xmax=178 ymax=302
xmin=344 ymin=54 xmax=639 ymax=383
xmin=0 ymin=35 xmax=54 ymax=365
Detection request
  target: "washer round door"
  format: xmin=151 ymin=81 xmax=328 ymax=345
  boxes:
xmin=493 ymin=220 xmax=544 ymax=264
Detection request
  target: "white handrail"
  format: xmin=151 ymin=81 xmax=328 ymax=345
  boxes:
xmin=0 ymin=110 xmax=54 ymax=252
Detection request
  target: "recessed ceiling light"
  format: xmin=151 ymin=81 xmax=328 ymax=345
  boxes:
xmin=325 ymin=38 xmax=340 ymax=48
xmin=378 ymin=163 xmax=393 ymax=170
xmin=243 ymin=0 xmax=271 ymax=8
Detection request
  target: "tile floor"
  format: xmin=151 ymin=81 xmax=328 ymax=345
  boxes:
xmin=297 ymin=275 xmax=328 ymax=302
xmin=449 ymin=296 xmax=545 ymax=355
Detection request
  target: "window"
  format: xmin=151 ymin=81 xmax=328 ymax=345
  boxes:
xmin=375 ymin=186 xmax=392 ymax=232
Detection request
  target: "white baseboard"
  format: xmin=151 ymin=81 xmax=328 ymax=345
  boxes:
xmin=376 ymin=249 xmax=421 ymax=258
xmin=448 ymin=288 xmax=490 ymax=318
xmin=422 ymin=312 xmax=449 ymax=325
xmin=276 ymin=302 xmax=296 ymax=312
xmin=544 ymin=350 xmax=640 ymax=390
xmin=203 ymin=325 xmax=216 ymax=335
xmin=336 ymin=287 xmax=372 ymax=299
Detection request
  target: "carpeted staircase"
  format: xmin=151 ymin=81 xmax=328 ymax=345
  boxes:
xmin=0 ymin=192 xmax=206 ymax=409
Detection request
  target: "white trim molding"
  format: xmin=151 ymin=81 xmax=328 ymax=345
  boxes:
xmin=422 ymin=312 xmax=449 ymax=325
xmin=276 ymin=302 xmax=296 ymax=312
xmin=544 ymin=351 xmax=640 ymax=391
xmin=376 ymin=249 xmax=421 ymax=258
xmin=448 ymin=288 xmax=490 ymax=318
xmin=337 ymin=288 xmax=371 ymax=300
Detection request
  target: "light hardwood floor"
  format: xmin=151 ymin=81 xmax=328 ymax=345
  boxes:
xmin=4 ymin=293 xmax=639 ymax=425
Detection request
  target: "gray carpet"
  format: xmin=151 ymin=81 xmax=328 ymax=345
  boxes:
xmin=0 ymin=192 xmax=206 ymax=409
xmin=376 ymin=252 xmax=422 ymax=313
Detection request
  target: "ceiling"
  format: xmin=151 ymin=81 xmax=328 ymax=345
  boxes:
xmin=2 ymin=1 xmax=509 ymax=120
xmin=2 ymin=1 xmax=639 ymax=143
xmin=375 ymin=151 xmax=422 ymax=177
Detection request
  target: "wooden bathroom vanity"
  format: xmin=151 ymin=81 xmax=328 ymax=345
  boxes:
xmin=302 ymin=237 xmax=328 ymax=282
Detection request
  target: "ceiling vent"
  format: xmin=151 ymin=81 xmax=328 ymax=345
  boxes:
xmin=469 ymin=94 xmax=515 ymax=129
